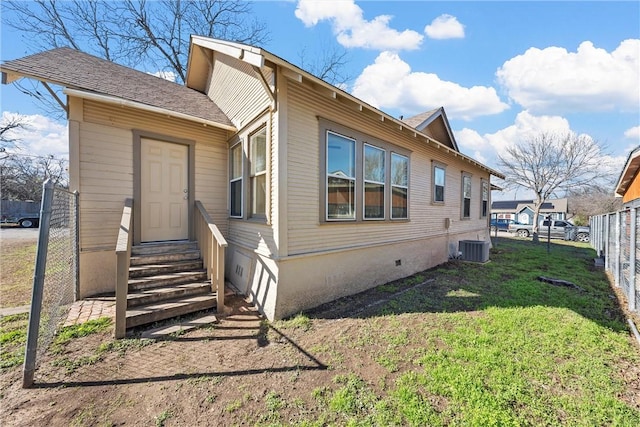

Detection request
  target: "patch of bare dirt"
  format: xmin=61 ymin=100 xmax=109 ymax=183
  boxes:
xmin=2 ymin=260 xmax=639 ymax=426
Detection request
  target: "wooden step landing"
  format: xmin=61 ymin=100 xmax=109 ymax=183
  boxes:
xmin=125 ymin=294 xmax=217 ymax=329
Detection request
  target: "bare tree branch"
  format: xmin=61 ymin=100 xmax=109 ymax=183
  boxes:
xmin=3 ymin=0 xmax=271 ymax=112
xmin=0 ymin=114 xmax=29 ymax=149
xmin=0 ymin=154 xmax=68 ymax=201
xmin=498 ymin=131 xmax=611 ymax=241
xmin=298 ymin=43 xmax=353 ymax=87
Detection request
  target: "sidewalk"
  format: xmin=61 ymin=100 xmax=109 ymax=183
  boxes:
xmin=0 ymin=296 xmax=115 ymax=326
xmin=0 ymin=305 xmax=30 ymax=316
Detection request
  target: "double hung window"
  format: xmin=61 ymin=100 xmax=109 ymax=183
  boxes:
xmin=391 ymin=153 xmax=408 ymax=219
xmin=229 ymin=143 xmax=243 ymax=218
xmin=481 ymin=180 xmax=488 ymax=218
xmin=250 ymin=128 xmax=267 ymax=218
xmin=462 ymin=174 xmax=472 ymax=219
xmin=229 ymin=122 xmax=268 ymax=220
xmin=322 ymin=123 xmax=410 ymax=222
xmin=363 ymin=144 xmax=385 ymax=220
xmin=327 ymin=132 xmax=356 ymax=220
xmin=433 ymin=165 xmax=445 ymax=203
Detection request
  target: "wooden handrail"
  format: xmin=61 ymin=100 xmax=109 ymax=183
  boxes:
xmin=194 ymin=201 xmax=227 ymax=312
xmin=115 ymin=198 xmax=133 ymax=338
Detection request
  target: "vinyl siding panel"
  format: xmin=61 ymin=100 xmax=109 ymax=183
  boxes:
xmin=207 ymin=53 xmax=271 ymax=129
xmin=78 ymin=99 xmax=230 ymax=251
xmin=284 ymin=80 xmax=491 ymax=256
xmin=78 ymin=123 xmax=132 ymax=250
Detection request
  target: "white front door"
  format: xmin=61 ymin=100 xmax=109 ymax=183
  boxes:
xmin=141 ymin=138 xmax=189 ymax=242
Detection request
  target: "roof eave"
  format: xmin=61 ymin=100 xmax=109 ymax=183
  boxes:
xmin=187 ymin=37 xmax=504 ymax=179
xmin=615 ymin=146 xmax=640 ymax=197
xmin=257 ymin=50 xmax=504 ymax=179
xmin=65 ymin=88 xmax=236 ymax=131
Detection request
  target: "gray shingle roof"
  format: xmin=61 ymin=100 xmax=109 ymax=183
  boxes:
xmin=402 ymin=108 xmax=440 ymax=129
xmin=1 ymin=47 xmax=233 ymax=128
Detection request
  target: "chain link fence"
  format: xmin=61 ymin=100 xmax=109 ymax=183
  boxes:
xmin=23 ymin=180 xmax=78 ymax=387
xmin=591 ymin=209 xmax=638 ymax=315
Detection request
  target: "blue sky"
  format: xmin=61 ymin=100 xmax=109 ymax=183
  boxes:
xmin=1 ymin=1 xmax=639 ymax=196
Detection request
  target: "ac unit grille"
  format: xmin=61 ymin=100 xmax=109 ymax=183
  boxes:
xmin=458 ymin=240 xmax=490 ymax=263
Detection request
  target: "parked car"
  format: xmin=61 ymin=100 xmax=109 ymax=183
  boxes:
xmin=508 ymin=219 xmax=590 ymax=242
xmin=490 ymin=219 xmax=516 ymax=232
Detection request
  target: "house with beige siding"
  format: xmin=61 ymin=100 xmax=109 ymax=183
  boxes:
xmin=1 ymin=37 xmax=504 ymax=334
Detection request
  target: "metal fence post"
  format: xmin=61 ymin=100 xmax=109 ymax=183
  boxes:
xmin=22 ymin=179 xmax=54 ymax=388
xmin=605 ymin=214 xmax=610 ymax=271
xmin=630 ymin=208 xmax=637 ymax=312
xmin=74 ymin=190 xmax=80 ymax=301
xmin=615 ymin=211 xmax=621 ymax=288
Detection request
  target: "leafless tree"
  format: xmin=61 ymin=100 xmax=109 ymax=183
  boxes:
xmin=298 ymin=43 xmax=353 ymax=87
xmin=0 ymin=154 xmax=68 ymax=201
xmin=498 ymin=132 xmax=611 ymax=241
xmin=0 ymin=114 xmax=28 ymax=149
xmin=4 ymin=0 xmax=269 ymax=84
xmin=567 ymin=182 xmax=622 ymax=225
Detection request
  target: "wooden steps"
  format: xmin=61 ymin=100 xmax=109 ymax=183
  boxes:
xmin=125 ymin=241 xmax=217 ymax=332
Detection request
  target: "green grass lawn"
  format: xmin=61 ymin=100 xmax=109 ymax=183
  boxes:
xmin=269 ymin=237 xmax=640 ymax=426
xmin=2 ymin=237 xmax=638 ymax=426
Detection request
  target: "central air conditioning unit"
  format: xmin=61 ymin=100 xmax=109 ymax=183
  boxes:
xmin=458 ymin=240 xmax=490 ymax=263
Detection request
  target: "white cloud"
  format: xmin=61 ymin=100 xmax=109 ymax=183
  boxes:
xmin=624 ymin=126 xmax=640 ymax=141
xmin=424 ymin=14 xmax=465 ymax=39
xmin=148 ymin=71 xmax=177 ymax=82
xmin=1 ymin=112 xmax=68 ymax=159
xmin=351 ymin=51 xmax=509 ymax=120
xmin=455 ymin=111 xmax=575 ymax=167
xmin=496 ymin=39 xmax=640 ymax=113
xmin=483 ymin=110 xmax=572 ymax=154
xmin=295 ymin=0 xmax=423 ymax=50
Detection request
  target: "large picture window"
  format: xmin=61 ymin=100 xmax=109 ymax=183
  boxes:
xmin=462 ymin=173 xmax=472 ymax=219
xmin=433 ymin=165 xmax=445 ymax=203
xmin=321 ymin=121 xmax=410 ymax=223
xmin=250 ymin=127 xmax=267 ymax=218
xmin=327 ymin=131 xmax=356 ymax=220
xmin=391 ymin=153 xmax=408 ymax=219
xmin=364 ymin=144 xmax=385 ymax=220
xmin=229 ymin=142 xmax=243 ymax=218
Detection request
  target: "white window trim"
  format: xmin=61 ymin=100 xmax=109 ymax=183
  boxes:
xmin=391 ymin=152 xmax=409 ymax=220
xmin=249 ymin=126 xmax=268 ymax=219
xmin=229 ymin=141 xmax=244 ymax=219
xmin=432 ymin=163 xmax=446 ymax=204
xmin=363 ymin=143 xmax=386 ymax=221
xmin=326 ymin=130 xmax=357 ymax=222
xmin=461 ymin=173 xmax=472 ymax=219
xmin=319 ymin=118 xmax=411 ymax=223
xmin=480 ymin=179 xmax=489 ymax=218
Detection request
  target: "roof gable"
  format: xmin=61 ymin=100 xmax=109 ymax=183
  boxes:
xmin=402 ymin=107 xmax=459 ymax=151
xmin=1 ymin=47 xmax=233 ymax=130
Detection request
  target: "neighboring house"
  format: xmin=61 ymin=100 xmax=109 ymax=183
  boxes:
xmin=1 ymin=38 xmax=504 ymax=324
xmin=615 ymin=146 xmax=640 ymax=207
xmin=491 ymin=199 xmax=568 ymax=225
